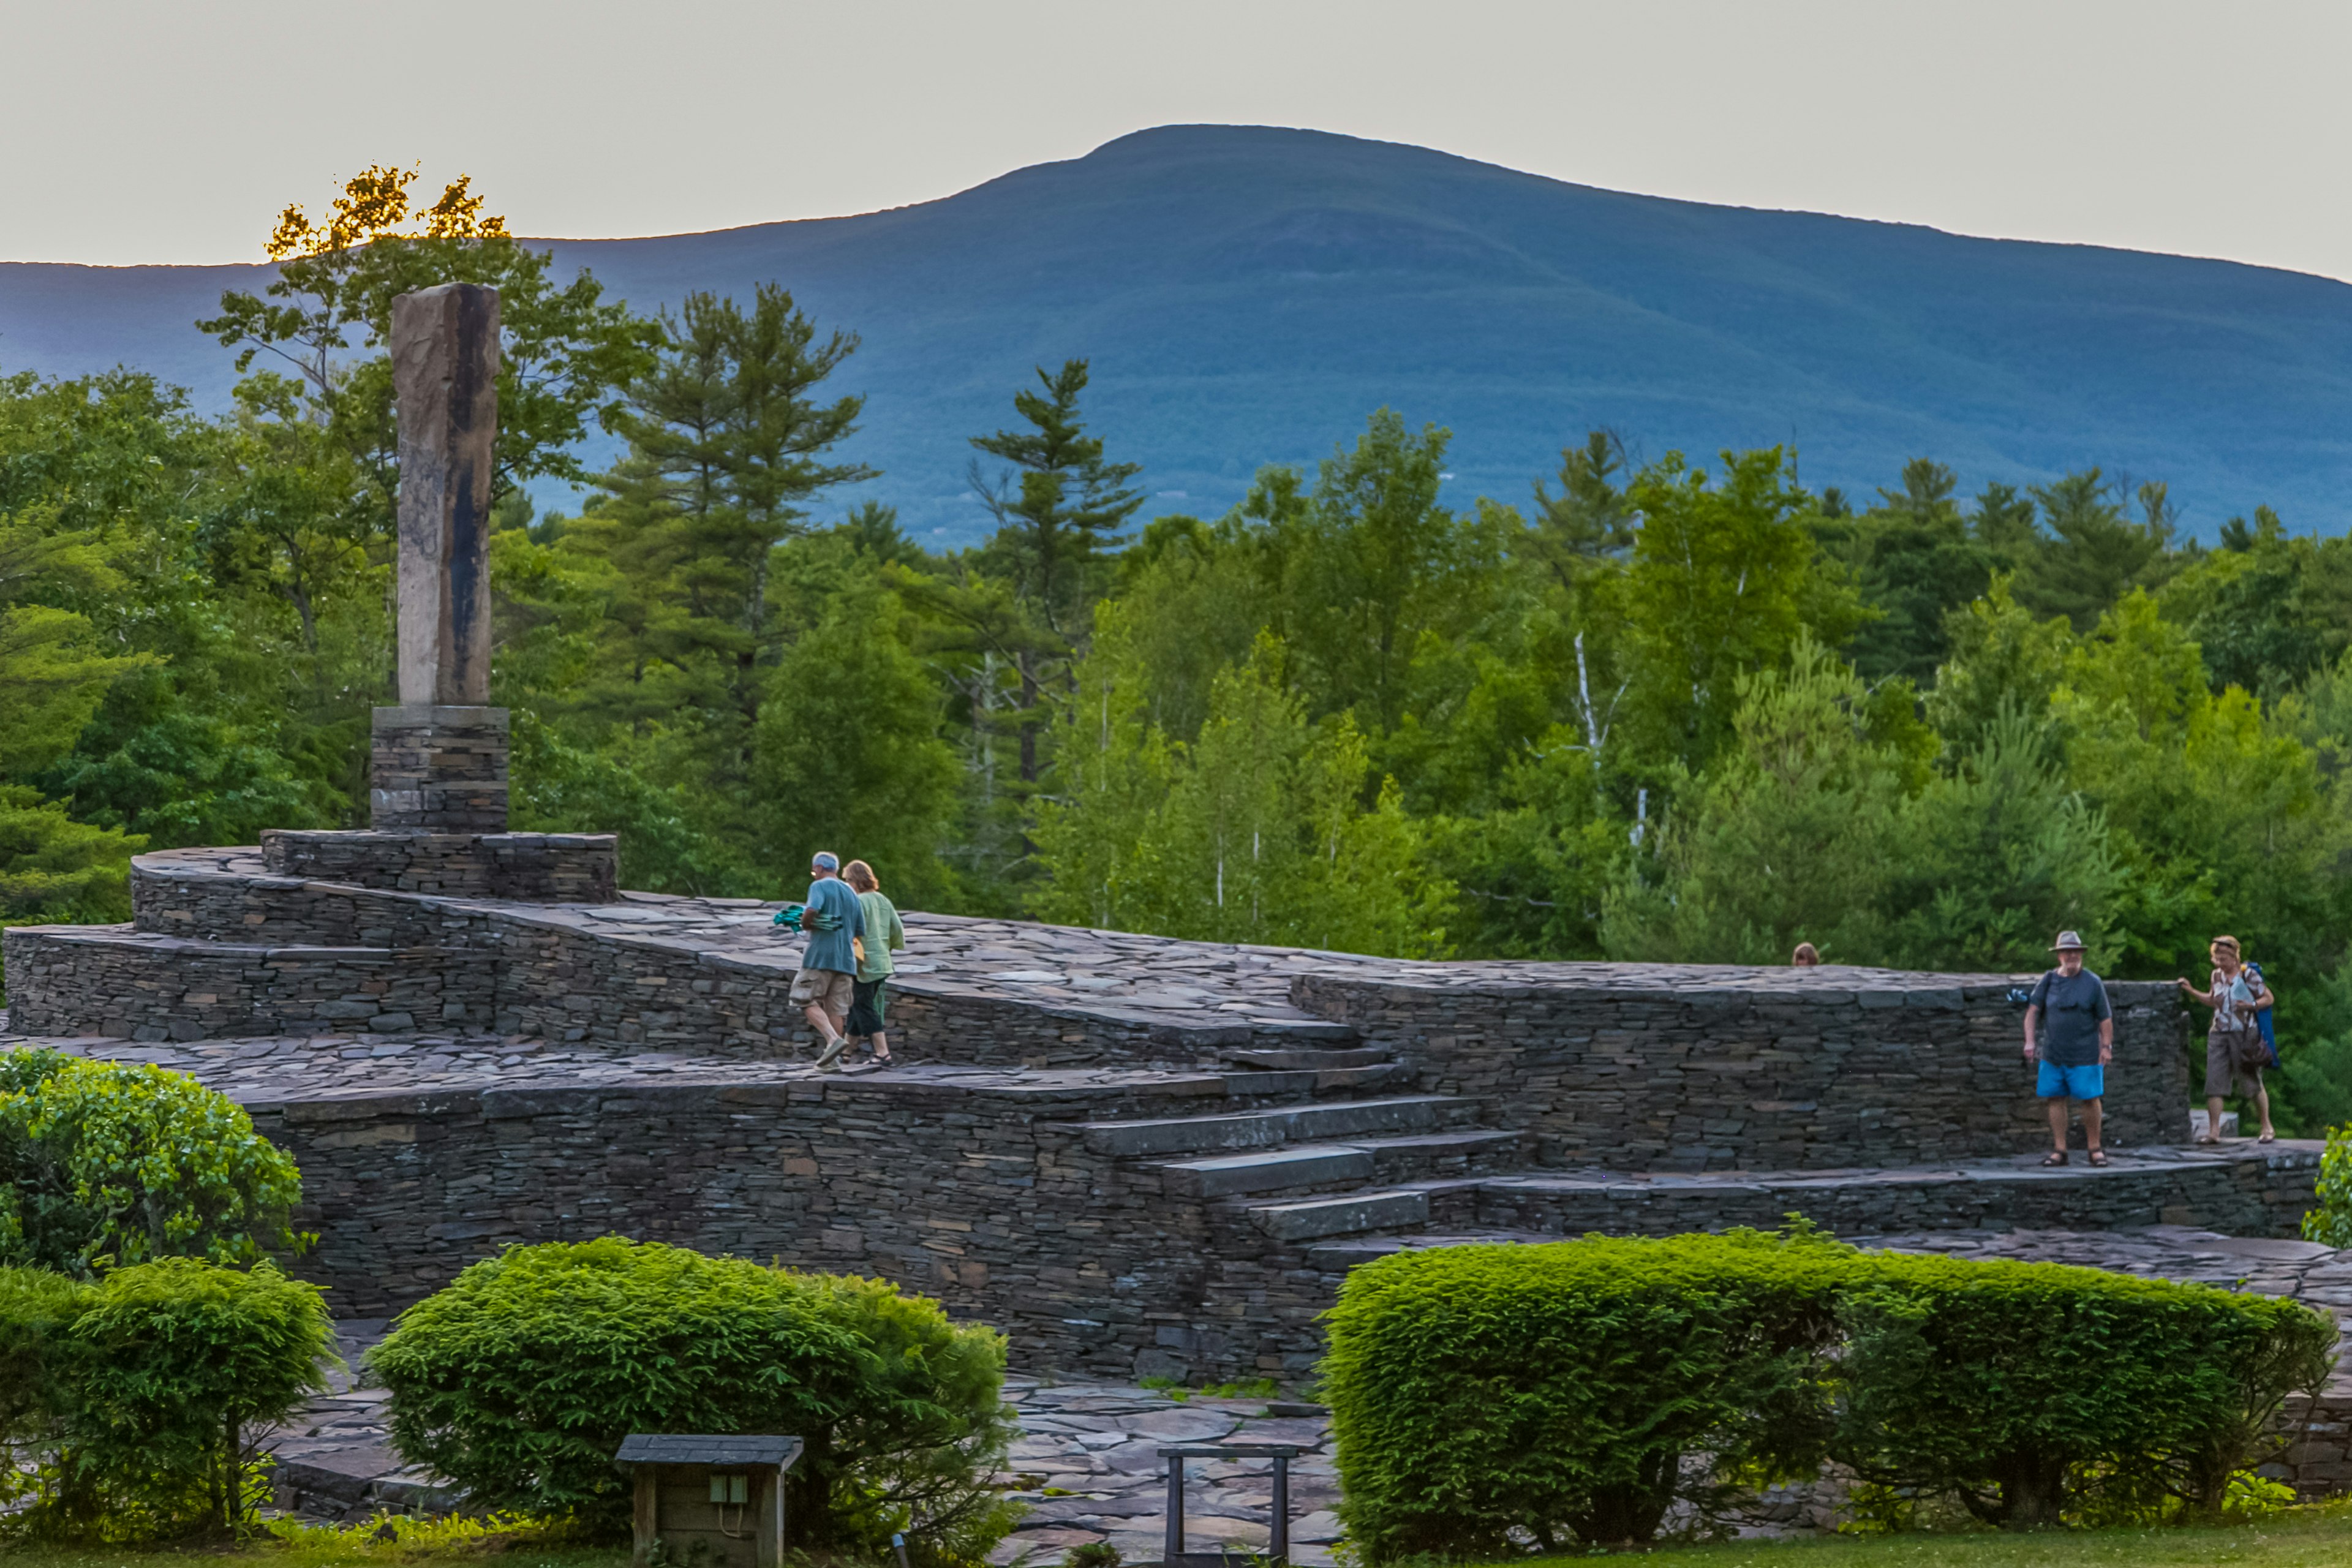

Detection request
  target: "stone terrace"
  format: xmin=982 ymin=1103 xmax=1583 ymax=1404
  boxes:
xmin=0 ymin=842 xmax=2315 ymax=1385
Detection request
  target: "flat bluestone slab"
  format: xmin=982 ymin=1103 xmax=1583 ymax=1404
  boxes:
xmin=1248 ymin=1188 xmax=1431 ymax=1240
xmin=1160 ymin=1144 xmax=1378 ymax=1197
xmin=1224 ymin=1046 xmax=1390 ymax=1071
xmin=1077 ymin=1096 xmax=1457 ymax=1156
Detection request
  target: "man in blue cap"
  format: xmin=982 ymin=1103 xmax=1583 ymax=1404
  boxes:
xmin=790 ymin=851 xmax=866 ymax=1070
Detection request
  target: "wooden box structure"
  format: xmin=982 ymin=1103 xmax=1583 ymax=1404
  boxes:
xmin=616 ymin=1434 xmax=804 ymax=1568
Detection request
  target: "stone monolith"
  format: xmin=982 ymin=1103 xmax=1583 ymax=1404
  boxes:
xmin=372 ymin=282 xmax=508 ymax=832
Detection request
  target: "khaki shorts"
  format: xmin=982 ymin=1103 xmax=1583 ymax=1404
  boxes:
xmin=2206 ymin=1030 xmax=2264 ymax=1099
xmin=790 ymin=967 xmax=855 ymax=1028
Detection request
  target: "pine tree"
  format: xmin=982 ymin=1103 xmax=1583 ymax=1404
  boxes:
xmin=563 ymin=287 xmax=873 ymax=867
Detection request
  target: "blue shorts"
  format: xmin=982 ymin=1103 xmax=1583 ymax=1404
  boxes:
xmin=2037 ymin=1061 xmax=2104 ymax=1101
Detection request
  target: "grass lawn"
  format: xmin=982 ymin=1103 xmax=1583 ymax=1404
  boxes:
xmin=1522 ymin=1501 xmax=2352 ymax=1566
xmin=10 ymin=1507 xmax=2352 ymax=1568
xmin=0 ymin=1517 xmax=630 ymax=1568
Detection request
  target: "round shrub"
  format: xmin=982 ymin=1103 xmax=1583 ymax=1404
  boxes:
xmin=1 ymin=1257 xmax=333 ymax=1542
xmin=0 ymin=1050 xmax=306 ymax=1276
xmin=1834 ymin=1251 xmax=2337 ymax=1528
xmin=369 ymin=1238 xmax=1019 ymax=1564
xmin=1323 ymin=1227 xmax=1854 ymax=1556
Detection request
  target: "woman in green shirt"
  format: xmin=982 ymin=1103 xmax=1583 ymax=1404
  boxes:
xmin=843 ymin=860 xmax=907 ymax=1066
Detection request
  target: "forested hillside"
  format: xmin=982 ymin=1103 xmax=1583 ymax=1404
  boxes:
xmin=5 ymin=170 xmax=2350 ymax=1128
xmin=10 ymin=124 xmax=2352 ymax=538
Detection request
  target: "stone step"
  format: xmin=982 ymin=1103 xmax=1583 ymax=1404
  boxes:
xmin=1246 ymin=1187 xmax=1432 ymax=1242
xmin=1306 ymin=1230 xmax=1551 ymax=1269
xmin=1075 ymin=1094 xmax=1469 ymax=1157
xmin=1289 ymin=1143 xmax=2324 ymax=1266
xmin=1222 ymin=1046 xmax=1390 ymax=1071
xmin=1158 ymin=1129 xmax=1528 ymax=1198
xmin=1212 ymin=1062 xmax=1409 ymax=1099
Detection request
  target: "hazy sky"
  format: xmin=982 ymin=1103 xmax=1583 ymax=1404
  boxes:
xmin=6 ymin=0 xmax=2348 ymax=277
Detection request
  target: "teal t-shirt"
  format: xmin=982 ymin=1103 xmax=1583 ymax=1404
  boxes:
xmin=800 ymin=876 xmax=865 ymax=974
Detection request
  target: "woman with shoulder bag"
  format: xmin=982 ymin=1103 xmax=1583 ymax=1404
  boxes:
xmin=2177 ymin=934 xmax=2275 ymax=1143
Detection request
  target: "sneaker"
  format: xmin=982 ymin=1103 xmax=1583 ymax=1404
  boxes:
xmin=813 ymin=1035 xmax=849 ymax=1070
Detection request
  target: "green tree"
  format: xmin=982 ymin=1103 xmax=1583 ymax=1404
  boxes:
xmin=0 ymin=790 xmax=138 ymax=960
xmin=1875 ymin=707 xmax=2122 ymax=971
xmin=2015 ymin=469 xmax=2175 ymax=631
xmin=961 ymin=358 xmax=1143 ymax=785
xmin=556 ymin=287 xmax=874 ymax=878
xmin=1603 ymin=639 xmax=1903 ymax=963
xmin=197 ymin=165 xmax=655 ymax=524
xmin=1617 ymin=448 xmax=1863 ymax=775
xmin=2054 ymin=592 xmax=2345 ymax=980
xmin=1839 ymin=459 xmax=1997 ymax=684
xmin=1034 ymin=633 xmax=1452 ymax=956
xmin=754 ymin=579 xmax=963 ymax=905
xmin=1528 ymin=429 xmax=1635 ymax=592
xmin=1924 ymin=576 xmax=2075 ymax=758
xmin=2161 ymin=512 xmax=2352 ymax=699
xmin=1281 ymin=410 xmax=1514 ymax=737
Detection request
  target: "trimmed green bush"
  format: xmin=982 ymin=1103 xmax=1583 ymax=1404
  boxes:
xmin=1835 ymin=1252 xmax=2335 ymax=1528
xmin=2302 ymin=1123 xmax=2352 ymax=1246
xmin=1324 ymin=1229 xmax=2338 ymax=1557
xmin=1324 ymin=1227 xmax=1853 ymax=1556
xmin=369 ymin=1238 xmax=1019 ymax=1565
xmin=0 ymin=1257 xmax=334 ymax=1542
xmin=0 ymin=1264 xmax=83 ymax=1491
xmin=0 ymin=1049 xmax=306 ymax=1275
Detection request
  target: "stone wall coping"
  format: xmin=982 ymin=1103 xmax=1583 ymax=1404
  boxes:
xmin=4 ymin=925 xmax=496 ymax=965
xmin=1289 ymin=968 xmax=2183 ymax=1007
xmin=370 ymin=704 xmax=509 ymax=731
xmin=235 ymin=1065 xmax=1276 ymax=1118
xmin=111 ymin=843 xmax=2185 ymax=1055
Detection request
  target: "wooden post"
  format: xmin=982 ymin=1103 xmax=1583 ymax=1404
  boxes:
xmin=1164 ymin=1450 xmax=1185 ymax=1566
xmin=633 ymin=1466 xmax=658 ymax=1565
xmin=765 ymin=1460 xmax=788 ymax=1568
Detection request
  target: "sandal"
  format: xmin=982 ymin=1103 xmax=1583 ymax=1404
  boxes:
xmin=2041 ymin=1152 xmax=2068 ymax=1166
xmin=2258 ymin=1131 xmax=2276 ymax=1144
xmin=2087 ymin=1150 xmax=2108 ymax=1167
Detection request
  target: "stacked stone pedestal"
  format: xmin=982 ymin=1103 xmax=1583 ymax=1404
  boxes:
xmin=369 ymin=705 xmax=509 ymax=832
xmin=249 ymin=703 xmax=616 ymax=903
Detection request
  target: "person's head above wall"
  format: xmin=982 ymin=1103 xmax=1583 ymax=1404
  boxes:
xmin=812 ymin=851 xmax=840 ymax=878
xmin=1791 ymin=943 xmax=1820 ymax=967
xmin=2052 ymin=929 xmax=2086 ymax=974
xmin=844 ymin=859 xmax=878 ymax=892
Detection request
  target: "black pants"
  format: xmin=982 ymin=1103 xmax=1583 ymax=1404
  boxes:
xmin=847 ymin=977 xmax=889 ymax=1037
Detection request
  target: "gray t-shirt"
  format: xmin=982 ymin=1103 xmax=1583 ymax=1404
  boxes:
xmin=800 ymin=876 xmax=865 ymax=974
xmin=2029 ymin=968 xmax=2112 ymax=1068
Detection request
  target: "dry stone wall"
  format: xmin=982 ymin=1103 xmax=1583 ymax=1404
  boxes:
xmin=261 ymin=829 xmax=616 ymax=902
xmin=245 ymin=1074 xmax=1227 ymax=1375
xmin=238 ymin=1069 xmax=2315 ymax=1384
xmin=1294 ymin=969 xmax=2192 ymax=1169
xmin=4 ymin=930 xmax=498 ymax=1042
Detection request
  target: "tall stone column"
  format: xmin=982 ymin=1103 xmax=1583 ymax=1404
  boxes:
xmin=372 ymin=282 xmax=509 ymax=833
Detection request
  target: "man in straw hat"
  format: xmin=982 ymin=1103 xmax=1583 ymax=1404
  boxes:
xmin=2022 ymin=929 xmax=2113 ymax=1167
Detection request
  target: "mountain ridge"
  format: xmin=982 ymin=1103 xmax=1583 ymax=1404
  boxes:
xmin=6 ymin=124 xmax=2350 ymax=541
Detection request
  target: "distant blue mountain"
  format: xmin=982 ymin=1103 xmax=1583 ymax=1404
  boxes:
xmin=8 ymin=124 xmax=2352 ymax=543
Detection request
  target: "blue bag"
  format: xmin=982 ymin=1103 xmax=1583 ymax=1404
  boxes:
xmin=2247 ymin=961 xmax=2280 ymax=1068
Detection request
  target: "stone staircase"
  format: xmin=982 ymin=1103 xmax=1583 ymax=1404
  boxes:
xmin=1073 ymin=1042 xmax=2324 ymax=1269
xmin=1039 ymin=1041 xmax=2325 ymax=1382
